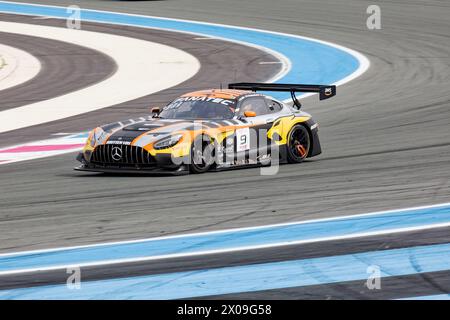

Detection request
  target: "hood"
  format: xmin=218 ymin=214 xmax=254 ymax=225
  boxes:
xmin=99 ymin=118 xmax=234 ymax=148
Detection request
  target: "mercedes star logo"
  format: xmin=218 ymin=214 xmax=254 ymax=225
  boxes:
xmin=111 ymin=146 xmax=122 ymax=161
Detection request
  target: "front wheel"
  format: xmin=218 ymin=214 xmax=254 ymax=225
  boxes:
xmin=189 ymin=135 xmax=215 ymax=174
xmin=286 ymin=124 xmax=310 ymax=163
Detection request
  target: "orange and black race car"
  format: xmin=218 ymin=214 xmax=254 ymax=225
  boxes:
xmin=75 ymin=83 xmax=336 ymax=174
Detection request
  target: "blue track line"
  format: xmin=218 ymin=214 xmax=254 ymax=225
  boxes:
xmin=1 ymin=1 xmax=442 ymax=301
xmin=1 ymin=204 xmax=450 ymax=273
xmin=1 ymin=243 xmax=450 ymax=299
xmin=398 ymin=294 xmax=450 ymax=300
xmin=0 ymin=1 xmax=360 ymax=100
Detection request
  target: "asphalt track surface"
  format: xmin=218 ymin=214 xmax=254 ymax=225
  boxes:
xmin=0 ymin=0 xmax=449 ymax=299
xmin=0 ymin=32 xmax=115 ymax=113
xmin=0 ymin=13 xmax=279 ymax=146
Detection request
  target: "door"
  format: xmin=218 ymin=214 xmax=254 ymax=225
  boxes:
xmin=233 ymin=96 xmax=279 ymax=164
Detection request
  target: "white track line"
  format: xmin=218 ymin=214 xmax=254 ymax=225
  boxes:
xmin=0 ymin=21 xmax=200 ymax=134
xmin=0 ymin=43 xmax=41 ymax=91
xmin=0 ymin=132 xmax=88 ymax=165
xmin=0 ymin=1 xmax=292 ymax=85
xmin=1 ymin=202 xmax=449 ymax=258
xmin=1 ymin=222 xmax=450 ymax=276
xmin=0 ymin=1 xmax=370 ymax=99
xmin=0 ymin=1 xmax=371 ymax=149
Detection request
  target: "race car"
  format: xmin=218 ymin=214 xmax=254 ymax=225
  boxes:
xmin=75 ymin=83 xmax=336 ymax=174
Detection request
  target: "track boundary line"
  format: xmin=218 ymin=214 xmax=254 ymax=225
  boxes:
xmin=1 ymin=202 xmax=450 ymax=276
xmin=1 ymin=222 xmax=450 ymax=276
xmin=1 ymin=201 xmax=448 ymax=257
xmin=0 ymin=0 xmax=370 ymax=99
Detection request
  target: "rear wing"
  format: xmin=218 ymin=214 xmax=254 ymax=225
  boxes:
xmin=228 ymin=83 xmax=336 ymax=100
xmin=228 ymin=82 xmax=336 ymax=109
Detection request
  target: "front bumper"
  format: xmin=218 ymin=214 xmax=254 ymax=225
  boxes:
xmin=75 ymin=152 xmax=188 ymax=175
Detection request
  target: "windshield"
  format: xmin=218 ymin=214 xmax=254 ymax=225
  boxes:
xmin=159 ymin=96 xmax=236 ymax=120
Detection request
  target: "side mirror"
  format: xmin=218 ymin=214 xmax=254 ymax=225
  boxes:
xmin=151 ymin=107 xmax=160 ymax=117
xmin=244 ymin=110 xmax=256 ymax=117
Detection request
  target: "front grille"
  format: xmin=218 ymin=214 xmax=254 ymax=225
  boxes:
xmin=91 ymin=144 xmax=156 ymax=168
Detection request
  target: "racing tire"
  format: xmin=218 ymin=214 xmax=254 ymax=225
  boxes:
xmin=286 ymin=124 xmax=311 ymax=163
xmin=189 ymin=135 xmax=215 ymax=174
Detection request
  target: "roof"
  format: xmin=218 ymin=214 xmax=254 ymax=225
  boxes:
xmin=181 ymin=89 xmax=251 ymax=100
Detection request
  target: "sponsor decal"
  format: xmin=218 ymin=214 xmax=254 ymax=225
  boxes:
xmin=136 ymin=128 xmax=153 ymax=131
xmin=237 ymin=93 xmax=261 ymax=101
xmin=170 ymin=96 xmax=234 ymax=106
xmin=106 ymin=141 xmax=131 ymax=145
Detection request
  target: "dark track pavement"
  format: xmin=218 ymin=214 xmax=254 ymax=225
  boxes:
xmin=0 ymin=0 xmax=449 ymax=299
xmin=0 ymin=13 xmax=279 ymax=147
xmin=1 ymin=0 xmax=449 ymax=251
xmin=0 ymin=30 xmax=115 ymax=112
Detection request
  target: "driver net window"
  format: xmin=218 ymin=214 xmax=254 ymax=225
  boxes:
xmin=266 ymin=99 xmax=283 ymax=113
xmin=238 ymin=97 xmax=271 ymax=116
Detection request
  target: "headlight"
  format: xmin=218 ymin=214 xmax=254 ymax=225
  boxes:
xmin=89 ymin=130 xmax=96 ymax=148
xmin=153 ymin=134 xmax=183 ymax=150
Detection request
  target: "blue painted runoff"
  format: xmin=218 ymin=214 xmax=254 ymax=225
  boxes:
xmin=0 ymin=1 xmax=360 ymax=100
xmin=1 ymin=204 xmax=450 ymax=272
xmin=1 ymin=242 xmax=450 ymax=299
xmin=398 ymin=294 xmax=450 ymax=300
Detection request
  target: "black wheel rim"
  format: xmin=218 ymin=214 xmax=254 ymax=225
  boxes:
xmin=192 ymin=139 xmax=214 ymax=169
xmin=288 ymin=126 xmax=310 ymax=160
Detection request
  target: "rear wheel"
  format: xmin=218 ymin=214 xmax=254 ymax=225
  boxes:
xmin=286 ymin=124 xmax=310 ymax=163
xmin=189 ymin=135 xmax=215 ymax=173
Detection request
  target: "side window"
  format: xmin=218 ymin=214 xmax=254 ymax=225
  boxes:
xmin=238 ymin=97 xmax=271 ymax=116
xmin=266 ymin=99 xmax=283 ymax=113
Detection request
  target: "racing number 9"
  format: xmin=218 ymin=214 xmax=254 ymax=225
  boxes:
xmin=240 ymin=134 xmax=247 ymax=146
xmin=236 ymin=127 xmax=250 ymax=152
